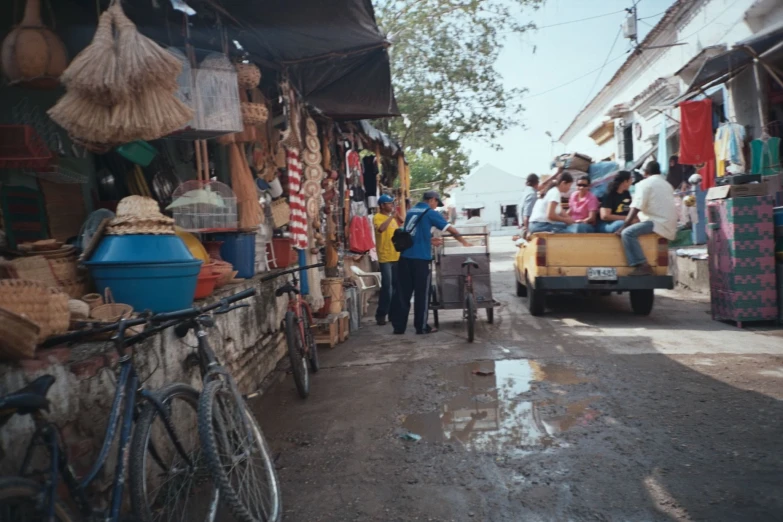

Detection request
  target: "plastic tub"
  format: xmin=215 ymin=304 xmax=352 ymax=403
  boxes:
xmin=265 ymin=237 xmax=294 ymax=269
xmin=89 ymin=235 xmax=194 ymax=264
xmin=213 ymin=232 xmax=256 ymax=278
xmin=774 ymin=207 xmax=783 ymax=227
xmin=116 ymin=141 xmax=158 ymax=167
xmin=86 ymin=260 xmax=202 ymax=313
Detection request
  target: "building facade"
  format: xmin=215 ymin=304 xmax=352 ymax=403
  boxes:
xmin=450 ymin=165 xmax=527 ymax=231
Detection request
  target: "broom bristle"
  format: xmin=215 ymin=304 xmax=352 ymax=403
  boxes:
xmin=48 ymin=91 xmax=114 ymax=144
xmin=60 ymin=10 xmax=127 ymax=105
xmin=111 ymin=3 xmax=182 ymax=94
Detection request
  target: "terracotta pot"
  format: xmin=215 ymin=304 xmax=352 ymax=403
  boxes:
xmin=1 ymin=0 xmax=68 ymax=89
xmin=203 ymin=241 xmax=224 ymax=261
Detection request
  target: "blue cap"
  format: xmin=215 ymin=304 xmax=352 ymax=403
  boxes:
xmin=378 ymin=194 xmax=394 ymax=204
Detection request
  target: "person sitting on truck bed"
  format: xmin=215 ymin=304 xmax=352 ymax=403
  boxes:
xmin=598 ymin=170 xmax=634 ymax=233
xmin=567 ymin=175 xmax=599 ymax=233
xmin=528 ymin=172 xmax=574 ymax=234
xmin=615 ymin=161 xmax=677 ymax=276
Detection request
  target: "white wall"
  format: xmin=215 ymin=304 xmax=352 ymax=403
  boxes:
xmin=451 ymin=165 xmax=526 ymax=231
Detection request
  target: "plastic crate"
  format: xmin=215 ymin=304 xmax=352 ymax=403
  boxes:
xmin=0 ymin=125 xmax=52 ymax=170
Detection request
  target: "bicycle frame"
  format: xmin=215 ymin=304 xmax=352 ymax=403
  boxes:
xmin=285 ymin=273 xmax=315 ymax=356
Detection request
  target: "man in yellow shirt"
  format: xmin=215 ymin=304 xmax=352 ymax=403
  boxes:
xmin=373 ymin=194 xmax=402 ymax=325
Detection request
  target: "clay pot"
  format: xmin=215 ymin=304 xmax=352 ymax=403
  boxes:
xmin=1 ymin=0 xmax=68 ymax=89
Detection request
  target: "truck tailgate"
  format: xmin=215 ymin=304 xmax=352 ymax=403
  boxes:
xmin=544 ymin=233 xmax=658 ymax=267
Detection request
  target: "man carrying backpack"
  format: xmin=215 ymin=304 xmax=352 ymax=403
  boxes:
xmin=390 ymin=191 xmax=471 ymax=335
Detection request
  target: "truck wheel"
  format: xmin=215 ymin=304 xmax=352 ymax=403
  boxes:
xmin=516 ymin=280 xmax=527 ymax=297
xmin=526 ymin=274 xmax=545 ymax=316
xmin=630 ymin=290 xmax=654 ymax=315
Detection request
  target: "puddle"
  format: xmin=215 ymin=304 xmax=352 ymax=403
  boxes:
xmin=402 ymin=359 xmax=599 ymax=456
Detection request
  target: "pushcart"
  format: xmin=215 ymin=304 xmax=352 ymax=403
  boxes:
xmin=429 ymin=223 xmax=498 ymax=342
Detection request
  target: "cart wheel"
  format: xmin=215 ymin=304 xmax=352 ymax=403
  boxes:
xmin=486 ymin=307 xmax=494 ymax=324
xmin=466 ymin=294 xmax=476 ymax=343
xmin=430 ymin=284 xmax=440 ymax=329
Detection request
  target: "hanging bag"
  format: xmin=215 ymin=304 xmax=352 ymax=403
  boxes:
xmin=392 ymin=208 xmax=429 ymax=252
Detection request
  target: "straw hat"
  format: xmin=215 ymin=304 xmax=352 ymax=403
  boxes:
xmin=303 ymin=149 xmax=322 ymax=166
xmin=107 ymin=196 xmax=175 ymax=235
xmin=305 ymin=118 xmax=317 ymax=137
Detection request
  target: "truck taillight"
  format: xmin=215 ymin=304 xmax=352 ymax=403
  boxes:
xmin=536 ymin=238 xmax=547 ymax=267
xmin=657 ymin=237 xmax=669 ymax=267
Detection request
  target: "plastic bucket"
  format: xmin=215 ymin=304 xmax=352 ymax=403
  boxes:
xmin=265 ymin=237 xmax=294 ymax=269
xmin=87 ymin=260 xmax=202 ymax=313
xmin=774 ymin=207 xmax=783 ymax=227
xmin=213 ymin=232 xmax=256 ymax=279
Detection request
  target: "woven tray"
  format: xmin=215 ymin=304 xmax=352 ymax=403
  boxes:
xmin=271 ymin=198 xmax=290 ymax=229
xmin=0 ymin=307 xmax=40 ymax=360
xmin=0 ymin=280 xmax=70 ymax=341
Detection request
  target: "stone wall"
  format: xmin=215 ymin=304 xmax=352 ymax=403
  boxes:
xmin=0 ymin=273 xmax=290 ymax=492
xmin=669 ymin=250 xmax=710 ymax=294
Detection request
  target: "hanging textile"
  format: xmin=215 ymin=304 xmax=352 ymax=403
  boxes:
xmin=306 ymin=218 xmax=325 ymax=311
xmin=698 ymin=156 xmax=716 ymax=191
xmin=715 ymin=123 xmax=746 ymax=175
xmin=750 ymin=137 xmax=781 ymax=175
xmin=658 ymin=114 xmax=669 ymax=175
xmin=286 ymin=147 xmax=309 ymax=250
xmin=362 ymin=155 xmax=379 ymax=201
xmin=679 ymin=99 xmax=715 ymax=165
xmin=348 ymin=215 xmax=374 ymax=253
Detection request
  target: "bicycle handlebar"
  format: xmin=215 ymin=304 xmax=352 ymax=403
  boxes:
xmin=259 ymin=262 xmax=325 ymax=283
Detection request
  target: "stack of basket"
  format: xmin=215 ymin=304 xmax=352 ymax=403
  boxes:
xmin=302 ymin=117 xmax=324 ymax=220
xmin=0 ymin=280 xmax=70 ymax=359
xmin=6 ymin=239 xmax=86 ymax=299
xmin=106 ymin=195 xmax=175 ymax=235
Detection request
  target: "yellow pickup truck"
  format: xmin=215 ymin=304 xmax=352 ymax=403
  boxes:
xmin=513 ymin=233 xmax=674 ymax=316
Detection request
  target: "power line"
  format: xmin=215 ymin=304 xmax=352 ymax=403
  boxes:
xmin=520 ymin=52 xmax=628 ymax=101
xmin=581 ymin=25 xmax=624 ymax=111
xmin=535 ymin=9 xmax=625 ymax=30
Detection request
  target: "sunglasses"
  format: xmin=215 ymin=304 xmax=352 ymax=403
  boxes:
xmin=577 ymin=184 xmax=589 ymax=188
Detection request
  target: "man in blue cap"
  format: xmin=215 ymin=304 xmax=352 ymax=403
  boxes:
xmin=373 ymin=194 xmax=403 ymax=325
xmin=391 ymin=191 xmax=470 ymax=335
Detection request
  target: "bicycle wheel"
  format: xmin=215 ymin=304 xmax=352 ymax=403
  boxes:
xmin=199 ymin=379 xmax=282 ymax=522
xmin=301 ymin=307 xmax=319 ymax=373
xmin=0 ymin=477 xmax=75 ymax=522
xmin=130 ymin=383 xmax=223 ymax=522
xmin=466 ymin=294 xmax=476 ymax=343
xmin=284 ymin=310 xmax=309 ymax=398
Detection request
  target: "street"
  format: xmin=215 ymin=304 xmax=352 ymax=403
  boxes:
xmin=252 ymin=240 xmax=783 ymax=522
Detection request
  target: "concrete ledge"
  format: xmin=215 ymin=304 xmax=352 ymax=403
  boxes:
xmin=669 ymin=249 xmax=710 ymax=294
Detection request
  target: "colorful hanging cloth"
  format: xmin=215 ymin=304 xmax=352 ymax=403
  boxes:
xmin=286 ymin=147 xmax=309 ymax=250
xmin=679 ymin=99 xmax=715 ymax=165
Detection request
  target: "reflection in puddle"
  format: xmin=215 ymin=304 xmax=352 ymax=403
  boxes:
xmin=402 ymin=360 xmax=598 ymax=455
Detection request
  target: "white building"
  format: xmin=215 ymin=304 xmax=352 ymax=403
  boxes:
xmin=559 ymin=0 xmax=783 ymax=171
xmin=450 ymin=164 xmax=527 ymax=231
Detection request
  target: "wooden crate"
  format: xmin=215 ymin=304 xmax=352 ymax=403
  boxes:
xmin=314 ymin=314 xmax=339 ymax=348
xmin=337 ymin=311 xmax=350 ymax=342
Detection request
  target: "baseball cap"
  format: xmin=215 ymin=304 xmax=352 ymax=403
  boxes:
xmin=378 ymin=194 xmax=394 ymax=204
xmin=422 ymin=190 xmax=444 ymax=207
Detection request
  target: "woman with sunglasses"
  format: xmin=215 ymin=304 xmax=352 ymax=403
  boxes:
xmin=566 ymin=175 xmax=599 ymax=233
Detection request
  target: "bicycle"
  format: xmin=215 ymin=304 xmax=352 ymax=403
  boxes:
xmin=462 ymin=257 xmax=482 ymax=343
xmin=0 ymin=289 xmax=281 ymax=522
xmin=268 ymin=262 xmax=324 ymax=399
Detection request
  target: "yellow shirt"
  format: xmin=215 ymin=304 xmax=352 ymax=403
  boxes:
xmin=373 ymin=212 xmax=400 ymax=263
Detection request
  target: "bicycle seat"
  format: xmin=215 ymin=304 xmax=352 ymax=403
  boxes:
xmin=275 ymin=284 xmax=300 ymax=297
xmin=0 ymin=375 xmax=55 ymax=415
xmin=461 ymin=258 xmax=480 ymax=269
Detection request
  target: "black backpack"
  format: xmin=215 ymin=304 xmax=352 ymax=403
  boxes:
xmin=392 ymin=209 xmax=429 ymax=252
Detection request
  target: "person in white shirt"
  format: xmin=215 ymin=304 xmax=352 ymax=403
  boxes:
xmin=616 ymin=161 xmax=677 ymax=276
xmin=518 ymin=174 xmax=539 ymax=234
xmin=528 ymin=172 xmax=574 ymax=234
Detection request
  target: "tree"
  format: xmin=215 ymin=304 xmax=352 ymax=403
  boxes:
xmin=375 ymin=0 xmax=542 ymax=186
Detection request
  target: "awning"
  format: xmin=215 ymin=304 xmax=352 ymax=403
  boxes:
xmin=633 ymin=126 xmax=680 ymax=169
xmin=685 ymin=24 xmax=783 ymax=95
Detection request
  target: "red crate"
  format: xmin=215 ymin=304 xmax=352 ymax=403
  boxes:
xmin=0 ymin=125 xmax=52 ymax=170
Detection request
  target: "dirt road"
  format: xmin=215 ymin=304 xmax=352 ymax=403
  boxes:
xmin=251 ymin=241 xmax=783 ymax=521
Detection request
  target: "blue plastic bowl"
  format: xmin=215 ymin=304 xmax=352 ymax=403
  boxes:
xmin=86 ymin=260 xmax=202 ymax=313
xmin=88 ymin=235 xmax=194 ymax=264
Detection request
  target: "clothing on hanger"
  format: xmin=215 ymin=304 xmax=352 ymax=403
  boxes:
xmin=362 ymin=155 xmax=379 ymax=201
xmin=750 ymin=136 xmax=781 ymax=175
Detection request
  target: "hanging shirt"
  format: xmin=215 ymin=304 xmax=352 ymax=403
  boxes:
xmin=373 ymin=212 xmax=400 ymax=263
xmin=679 ymin=99 xmax=715 ymax=165
xmin=631 ymin=175 xmax=678 ymax=241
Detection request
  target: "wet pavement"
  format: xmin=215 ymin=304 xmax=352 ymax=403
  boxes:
xmin=251 ymin=240 xmax=783 ymax=521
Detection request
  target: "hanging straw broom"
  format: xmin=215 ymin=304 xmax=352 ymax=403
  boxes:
xmin=110 ymin=85 xmax=193 ymax=143
xmin=48 ymin=90 xmax=114 ymax=144
xmin=111 ymin=2 xmax=181 ymax=94
xmin=59 ymin=9 xmax=126 ymax=106
xmin=229 ymin=143 xmax=263 ymax=229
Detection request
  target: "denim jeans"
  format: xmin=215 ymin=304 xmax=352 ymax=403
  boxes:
xmin=391 ymin=257 xmax=432 ymax=333
xmin=598 ymin=220 xmax=624 ymax=233
xmin=566 ymin=223 xmax=595 ymax=233
xmin=528 ymin=221 xmax=567 ymax=234
xmin=376 ymin=261 xmax=398 ymax=321
xmin=621 ymin=221 xmax=655 ymax=266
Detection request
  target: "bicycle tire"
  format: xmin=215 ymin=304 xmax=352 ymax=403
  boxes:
xmin=302 ymin=308 xmax=319 ymax=373
xmin=199 ymin=379 xmax=282 ymax=522
xmin=466 ymin=294 xmax=476 ymax=343
xmin=284 ymin=311 xmax=309 ymax=398
xmin=130 ymin=383 xmax=223 ymax=522
xmin=0 ymin=476 xmax=75 ymax=522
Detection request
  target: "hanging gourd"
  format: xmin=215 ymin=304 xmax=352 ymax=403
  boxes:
xmin=1 ymin=0 xmax=69 ymax=89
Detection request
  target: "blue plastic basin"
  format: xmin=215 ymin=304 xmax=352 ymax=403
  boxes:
xmin=86 ymin=260 xmax=202 ymax=313
xmin=89 ymin=235 xmax=194 ymax=264
xmin=212 ymin=232 xmax=256 ymax=279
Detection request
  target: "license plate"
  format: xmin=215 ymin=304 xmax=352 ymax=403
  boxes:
xmin=587 ymin=267 xmax=617 ymax=281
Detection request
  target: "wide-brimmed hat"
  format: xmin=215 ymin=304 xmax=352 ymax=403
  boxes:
xmin=107 ymin=196 xmax=174 ymax=235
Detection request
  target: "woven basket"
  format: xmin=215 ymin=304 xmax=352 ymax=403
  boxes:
xmin=60 ymin=279 xmax=87 ymax=300
xmin=82 ymin=293 xmax=104 ymax=310
xmin=236 ymin=63 xmax=261 ymax=89
xmin=270 ymin=198 xmax=291 ymax=229
xmin=91 ymin=288 xmax=133 ymax=322
xmin=0 ymin=280 xmax=70 ymax=341
xmin=48 ymin=257 xmax=78 ymax=284
xmin=0 ymin=307 xmax=40 ymax=360
xmin=6 ymin=256 xmax=58 ymax=286
xmin=241 ymin=102 xmax=269 ymax=125
xmin=106 ymin=222 xmax=176 ymax=235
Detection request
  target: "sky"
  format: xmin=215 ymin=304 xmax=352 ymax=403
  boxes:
xmin=465 ymin=0 xmax=674 ymax=177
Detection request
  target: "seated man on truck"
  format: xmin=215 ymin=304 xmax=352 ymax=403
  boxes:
xmin=528 ymin=172 xmax=574 ymax=234
xmin=615 ymin=161 xmax=677 ymax=276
